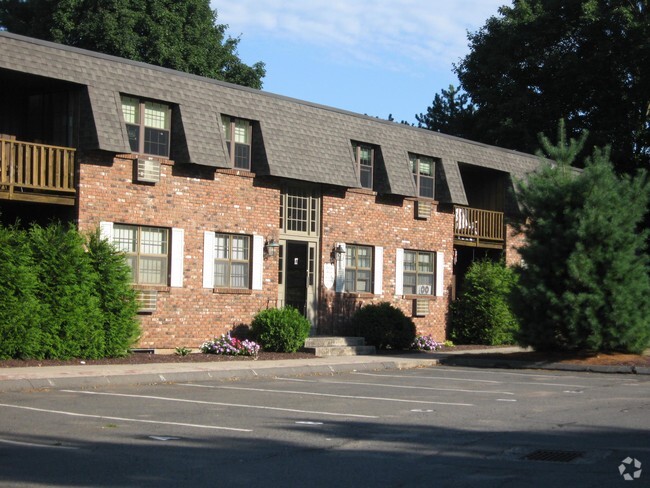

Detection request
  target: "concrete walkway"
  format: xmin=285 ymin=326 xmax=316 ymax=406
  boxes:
xmin=0 ymin=346 xmax=647 ymax=392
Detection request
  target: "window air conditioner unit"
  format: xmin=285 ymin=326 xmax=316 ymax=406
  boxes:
xmin=416 ymin=200 xmax=431 ymax=220
xmin=413 ymin=298 xmax=430 ymax=317
xmin=136 ymin=289 xmax=158 ymax=312
xmin=136 ymin=158 xmax=161 ymax=183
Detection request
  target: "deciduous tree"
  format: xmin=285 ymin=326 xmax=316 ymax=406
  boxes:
xmin=0 ymin=0 xmax=265 ymax=88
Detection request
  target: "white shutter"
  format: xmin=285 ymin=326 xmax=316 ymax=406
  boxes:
xmin=203 ymin=231 xmax=215 ymax=289
xmin=395 ymin=248 xmax=404 ymax=296
xmin=99 ymin=221 xmax=113 ymax=242
xmin=435 ymin=251 xmax=445 ymax=297
xmin=252 ymin=235 xmax=264 ymax=290
xmin=334 ymin=242 xmax=346 ymax=293
xmin=373 ymin=246 xmax=383 ymax=295
xmin=170 ymin=228 xmax=184 ymax=288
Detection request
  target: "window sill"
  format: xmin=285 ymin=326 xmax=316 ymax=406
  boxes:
xmin=342 ymin=292 xmax=375 ymax=298
xmin=213 ymin=287 xmax=252 ymax=295
xmin=132 ymin=284 xmax=170 ymax=292
xmin=117 ymin=154 xmax=174 ymax=165
xmin=215 ymin=168 xmax=255 ymax=178
xmin=402 ymin=294 xmax=434 ymax=299
xmin=348 ymin=188 xmax=377 ymax=196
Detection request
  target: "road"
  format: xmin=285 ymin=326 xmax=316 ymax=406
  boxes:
xmin=0 ymin=366 xmax=648 ymax=487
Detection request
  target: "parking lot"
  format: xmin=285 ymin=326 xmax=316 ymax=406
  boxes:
xmin=1 ymin=366 xmax=648 ymax=487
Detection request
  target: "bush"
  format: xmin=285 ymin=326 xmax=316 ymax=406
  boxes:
xmin=450 ymin=259 xmax=519 ymax=345
xmin=0 ymin=225 xmax=43 ymax=359
xmin=351 ymin=302 xmax=416 ymax=350
xmin=251 ymin=307 xmax=311 ymax=352
xmin=87 ymin=229 xmax=141 ymax=357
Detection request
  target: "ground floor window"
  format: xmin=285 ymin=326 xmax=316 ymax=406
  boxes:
xmin=214 ymin=233 xmax=251 ymax=288
xmin=113 ymin=224 xmax=169 ymax=285
xmin=345 ymin=244 xmax=373 ymax=292
xmin=403 ymin=250 xmax=434 ymax=295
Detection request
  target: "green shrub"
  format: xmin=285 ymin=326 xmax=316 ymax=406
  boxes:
xmin=87 ymin=229 xmax=140 ymax=357
xmin=351 ymin=302 xmax=416 ymax=350
xmin=251 ymin=307 xmax=311 ymax=352
xmin=0 ymin=225 xmax=43 ymax=359
xmin=450 ymin=259 xmax=519 ymax=345
xmin=28 ymin=223 xmax=105 ymax=359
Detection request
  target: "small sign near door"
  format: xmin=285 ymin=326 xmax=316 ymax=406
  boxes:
xmin=323 ymin=263 xmax=335 ymax=289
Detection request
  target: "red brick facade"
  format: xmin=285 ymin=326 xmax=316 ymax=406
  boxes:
xmin=73 ymin=153 xmax=484 ymax=350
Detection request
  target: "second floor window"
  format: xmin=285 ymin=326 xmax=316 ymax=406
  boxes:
xmin=221 ymin=115 xmax=252 ymax=170
xmin=352 ymin=142 xmax=374 ymax=189
xmin=410 ymin=154 xmax=435 ymax=198
xmin=121 ymin=96 xmax=171 ymax=158
xmin=403 ymin=250 xmax=434 ymax=295
xmin=214 ymin=233 xmax=250 ymax=288
xmin=345 ymin=245 xmax=373 ymax=293
xmin=113 ymin=224 xmax=169 ymax=285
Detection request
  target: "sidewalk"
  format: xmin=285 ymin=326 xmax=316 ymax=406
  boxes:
xmin=0 ymin=346 xmax=647 ymax=392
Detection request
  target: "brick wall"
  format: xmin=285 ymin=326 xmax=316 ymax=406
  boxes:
xmin=77 ymin=154 xmax=281 ymax=349
xmin=319 ymin=188 xmax=453 ymax=341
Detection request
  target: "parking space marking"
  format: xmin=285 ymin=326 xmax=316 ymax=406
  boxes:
xmin=62 ymin=390 xmax=378 ymax=419
xmin=353 ymin=372 xmax=501 ymax=384
xmin=358 ymin=372 xmax=587 ymax=388
xmin=0 ymin=402 xmax=252 ymax=432
xmin=187 ymin=384 xmax=475 ymax=407
xmin=317 ymin=379 xmax=514 ymax=395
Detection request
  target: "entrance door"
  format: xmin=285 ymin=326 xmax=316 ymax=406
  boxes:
xmin=285 ymin=241 xmax=308 ymax=315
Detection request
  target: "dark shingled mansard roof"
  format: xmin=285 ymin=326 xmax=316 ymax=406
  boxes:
xmin=0 ymin=32 xmax=542 ymax=204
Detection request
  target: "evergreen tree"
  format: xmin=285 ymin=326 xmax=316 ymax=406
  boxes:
xmin=416 ymin=85 xmax=476 ymax=139
xmin=513 ymin=125 xmax=650 ymax=353
xmin=0 ymin=225 xmax=43 ymax=359
xmin=28 ymin=223 xmax=105 ymax=359
xmin=0 ymin=0 xmax=265 ymax=89
xmin=87 ymin=229 xmax=141 ymax=357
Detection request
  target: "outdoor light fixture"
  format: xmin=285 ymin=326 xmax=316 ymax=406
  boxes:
xmin=264 ymin=239 xmax=280 ymax=258
xmin=330 ymin=244 xmax=346 ymax=263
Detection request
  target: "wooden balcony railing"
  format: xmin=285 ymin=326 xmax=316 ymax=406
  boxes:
xmin=0 ymin=136 xmax=76 ymax=205
xmin=454 ymin=205 xmax=504 ymax=248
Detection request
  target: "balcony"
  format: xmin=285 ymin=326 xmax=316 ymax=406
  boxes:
xmin=0 ymin=136 xmax=76 ymax=206
xmin=454 ymin=205 xmax=504 ymax=248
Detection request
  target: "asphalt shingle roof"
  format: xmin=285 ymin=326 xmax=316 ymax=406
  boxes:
xmin=0 ymin=32 xmax=543 ymax=204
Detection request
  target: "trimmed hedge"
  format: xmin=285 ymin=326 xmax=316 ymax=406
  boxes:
xmin=351 ymin=302 xmax=416 ymax=350
xmin=251 ymin=307 xmax=311 ymax=353
xmin=0 ymin=222 xmax=140 ymax=359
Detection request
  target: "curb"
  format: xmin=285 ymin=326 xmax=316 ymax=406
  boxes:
xmin=439 ymin=356 xmax=650 ymax=375
xmin=0 ymin=358 xmax=440 ymax=393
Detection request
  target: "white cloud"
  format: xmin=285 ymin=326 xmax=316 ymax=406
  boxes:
xmin=214 ymin=0 xmax=506 ymax=72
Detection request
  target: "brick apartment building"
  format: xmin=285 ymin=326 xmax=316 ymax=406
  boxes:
xmin=0 ymin=32 xmax=540 ymax=351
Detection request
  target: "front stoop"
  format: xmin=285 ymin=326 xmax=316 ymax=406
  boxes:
xmin=303 ymin=337 xmax=376 ymax=357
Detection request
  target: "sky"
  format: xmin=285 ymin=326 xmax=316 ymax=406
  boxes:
xmin=212 ymin=1 xmax=507 ymax=125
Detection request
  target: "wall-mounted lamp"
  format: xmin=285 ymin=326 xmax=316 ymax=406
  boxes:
xmin=330 ymin=243 xmax=346 ymax=263
xmin=264 ymin=239 xmax=280 ymax=258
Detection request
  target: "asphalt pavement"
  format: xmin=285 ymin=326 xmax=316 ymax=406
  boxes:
xmin=1 ymin=346 xmax=648 ymax=393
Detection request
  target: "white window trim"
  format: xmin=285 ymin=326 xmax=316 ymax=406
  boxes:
xmin=252 ymin=235 xmax=264 ymax=290
xmin=395 ymin=248 xmax=404 ymax=296
xmin=334 ymin=242 xmax=346 ymax=293
xmin=203 ymin=231 xmax=215 ymax=288
xmin=435 ymin=252 xmax=445 ymax=297
xmin=373 ymin=246 xmax=383 ymax=295
xmin=170 ymin=228 xmax=184 ymax=288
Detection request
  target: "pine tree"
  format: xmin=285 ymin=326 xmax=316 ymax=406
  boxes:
xmin=513 ymin=124 xmax=650 ymax=353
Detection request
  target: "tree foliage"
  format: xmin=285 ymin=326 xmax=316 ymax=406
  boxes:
xmin=0 ymin=0 xmax=265 ymax=89
xmin=513 ymin=125 xmax=650 ymax=353
xmin=416 ymin=85 xmax=476 ymax=138
xmin=421 ymin=1 xmax=649 ymax=173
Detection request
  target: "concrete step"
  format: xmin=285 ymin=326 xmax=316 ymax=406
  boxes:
xmin=304 ymin=336 xmax=366 ymax=347
xmin=303 ymin=337 xmax=376 ymax=357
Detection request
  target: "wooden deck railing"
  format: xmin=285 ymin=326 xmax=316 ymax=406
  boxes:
xmin=0 ymin=136 xmax=76 ymax=205
xmin=454 ymin=205 xmax=504 ymax=247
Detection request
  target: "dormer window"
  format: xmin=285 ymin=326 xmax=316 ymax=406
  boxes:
xmin=221 ymin=115 xmax=252 ymax=170
xmin=409 ymin=154 xmax=435 ymax=199
xmin=352 ymin=141 xmax=374 ymax=189
xmin=121 ymin=96 xmax=171 ymax=158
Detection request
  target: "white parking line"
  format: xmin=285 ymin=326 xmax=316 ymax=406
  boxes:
xmin=318 ymin=379 xmax=514 ymax=395
xmin=359 ymin=372 xmax=586 ymax=388
xmin=0 ymin=402 xmax=252 ymax=432
xmin=61 ymin=390 xmax=378 ymax=419
xmin=185 ymin=384 xmax=475 ymax=407
xmin=353 ymin=372 xmax=501 ymax=384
